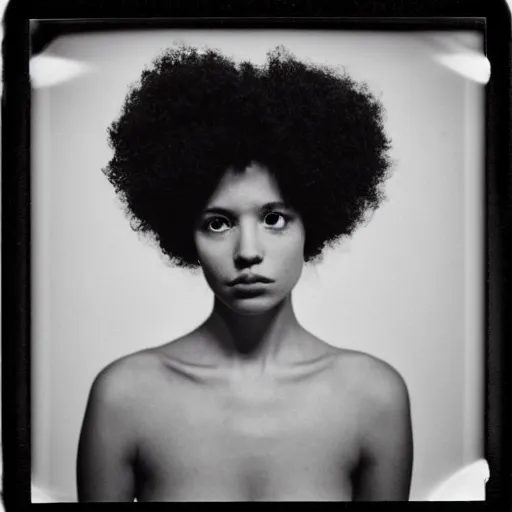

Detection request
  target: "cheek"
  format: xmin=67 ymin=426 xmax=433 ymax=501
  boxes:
xmin=272 ymin=232 xmax=305 ymax=279
xmin=194 ymin=235 xmax=231 ymax=275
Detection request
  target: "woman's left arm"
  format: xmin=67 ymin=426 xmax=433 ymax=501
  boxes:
xmin=351 ymin=363 xmax=413 ymax=501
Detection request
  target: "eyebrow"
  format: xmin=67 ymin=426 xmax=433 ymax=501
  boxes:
xmin=201 ymin=202 xmax=290 ymax=216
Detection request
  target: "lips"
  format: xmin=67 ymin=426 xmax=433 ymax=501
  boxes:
xmin=229 ymin=274 xmax=274 ymax=286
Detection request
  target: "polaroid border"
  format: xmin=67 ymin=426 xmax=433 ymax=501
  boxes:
xmin=2 ymin=0 xmax=510 ymax=509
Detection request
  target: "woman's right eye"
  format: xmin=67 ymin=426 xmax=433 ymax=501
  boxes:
xmin=206 ymin=217 xmax=231 ymax=233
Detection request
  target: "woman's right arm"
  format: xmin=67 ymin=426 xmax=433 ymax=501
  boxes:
xmin=77 ymin=363 xmax=138 ymax=502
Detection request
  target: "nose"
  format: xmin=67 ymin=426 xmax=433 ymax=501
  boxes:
xmin=234 ymin=221 xmax=263 ymax=269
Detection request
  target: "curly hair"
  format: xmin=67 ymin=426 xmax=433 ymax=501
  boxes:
xmin=103 ymin=44 xmax=392 ymax=268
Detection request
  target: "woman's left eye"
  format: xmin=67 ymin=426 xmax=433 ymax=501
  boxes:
xmin=263 ymin=212 xmax=287 ymax=229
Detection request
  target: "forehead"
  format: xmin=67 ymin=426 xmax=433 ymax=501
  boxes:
xmin=205 ymin=162 xmax=284 ymax=209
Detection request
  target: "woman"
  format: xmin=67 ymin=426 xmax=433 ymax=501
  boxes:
xmin=76 ymin=45 xmax=413 ymax=502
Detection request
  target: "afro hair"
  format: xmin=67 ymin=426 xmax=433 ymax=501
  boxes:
xmin=103 ymin=44 xmax=393 ymax=268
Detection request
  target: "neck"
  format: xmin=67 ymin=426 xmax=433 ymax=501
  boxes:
xmin=200 ymin=295 xmax=303 ymax=371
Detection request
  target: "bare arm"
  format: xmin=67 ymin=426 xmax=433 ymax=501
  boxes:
xmin=77 ymin=363 xmax=138 ymax=502
xmin=351 ymin=361 xmax=413 ymax=501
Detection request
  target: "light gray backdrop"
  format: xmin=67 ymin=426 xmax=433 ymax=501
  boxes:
xmin=31 ymin=29 xmax=485 ymax=501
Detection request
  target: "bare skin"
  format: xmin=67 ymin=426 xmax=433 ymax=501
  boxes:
xmin=77 ymin=163 xmax=413 ymax=501
xmin=77 ymin=299 xmax=413 ymax=502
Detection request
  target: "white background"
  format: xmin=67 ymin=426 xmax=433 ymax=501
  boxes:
xmin=27 ymin=28 xmax=486 ymax=502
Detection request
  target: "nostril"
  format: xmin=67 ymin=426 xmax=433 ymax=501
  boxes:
xmin=235 ymin=224 xmax=263 ymax=267
xmin=234 ymin=254 xmax=263 ymax=269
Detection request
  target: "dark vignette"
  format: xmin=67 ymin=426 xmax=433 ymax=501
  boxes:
xmin=1 ymin=0 xmax=510 ymax=509
xmin=2 ymin=4 xmax=31 ymax=511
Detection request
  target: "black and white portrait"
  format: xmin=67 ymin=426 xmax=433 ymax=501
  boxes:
xmin=29 ymin=28 xmax=487 ymax=502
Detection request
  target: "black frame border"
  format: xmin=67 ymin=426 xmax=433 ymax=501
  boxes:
xmin=2 ymin=0 xmax=511 ymax=510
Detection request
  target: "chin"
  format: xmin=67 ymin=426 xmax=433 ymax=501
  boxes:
xmin=221 ymin=295 xmax=286 ymax=316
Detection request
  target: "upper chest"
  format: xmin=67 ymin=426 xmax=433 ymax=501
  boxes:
xmin=134 ymin=360 xmax=362 ymax=475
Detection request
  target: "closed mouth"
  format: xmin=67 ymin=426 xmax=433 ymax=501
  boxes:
xmin=229 ymin=275 xmax=274 ymax=286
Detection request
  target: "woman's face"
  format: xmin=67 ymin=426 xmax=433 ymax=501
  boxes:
xmin=194 ymin=162 xmax=305 ymax=316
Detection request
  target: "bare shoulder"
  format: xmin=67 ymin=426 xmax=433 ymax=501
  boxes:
xmin=78 ymin=350 xmax=165 ymax=501
xmin=89 ymin=349 xmax=164 ymax=406
xmin=330 ymin=348 xmax=410 ymax=413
